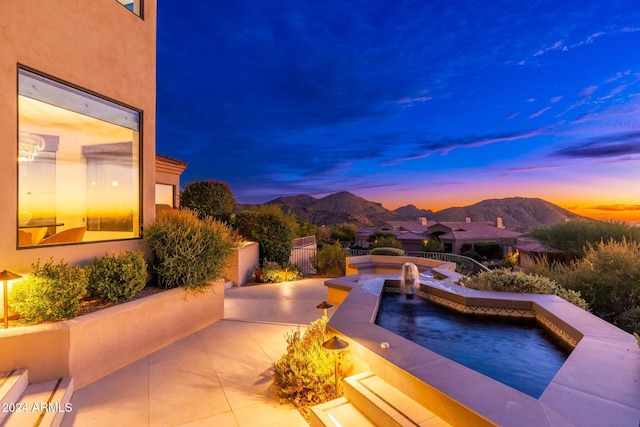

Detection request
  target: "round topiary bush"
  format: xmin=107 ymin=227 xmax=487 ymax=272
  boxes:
xmin=370 ymin=247 xmax=405 ymax=256
xmin=8 ymin=259 xmax=87 ymax=323
xmin=180 ymin=180 xmax=235 ymax=223
xmin=88 ymin=251 xmax=148 ymax=303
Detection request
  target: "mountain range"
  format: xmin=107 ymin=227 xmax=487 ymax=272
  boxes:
xmin=236 ymin=191 xmax=586 ymax=232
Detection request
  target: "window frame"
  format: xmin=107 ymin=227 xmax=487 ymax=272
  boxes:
xmin=16 ymin=65 xmax=144 ymax=249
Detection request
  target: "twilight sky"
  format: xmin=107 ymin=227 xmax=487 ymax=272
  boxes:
xmin=157 ymin=0 xmax=640 ymax=222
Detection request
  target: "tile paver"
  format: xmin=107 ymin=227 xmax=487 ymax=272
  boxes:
xmin=63 ymin=278 xmax=333 ymax=426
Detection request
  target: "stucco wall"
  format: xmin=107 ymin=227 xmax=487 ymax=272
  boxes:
xmin=0 ymin=0 xmax=157 ymax=274
xmin=0 ymin=282 xmax=225 ymax=389
xmin=225 ymin=242 xmax=260 ymax=286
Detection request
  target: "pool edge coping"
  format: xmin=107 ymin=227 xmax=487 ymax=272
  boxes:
xmin=326 ymin=273 xmax=640 ymax=427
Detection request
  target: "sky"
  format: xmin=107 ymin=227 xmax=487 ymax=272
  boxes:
xmin=156 ymin=0 xmax=640 ymax=222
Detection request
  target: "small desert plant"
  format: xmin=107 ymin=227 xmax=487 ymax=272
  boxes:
xmin=314 ymin=242 xmax=346 ymax=276
xmin=272 ymin=317 xmax=351 ymax=419
xmin=465 ymin=269 xmax=587 ymax=309
xmin=370 ymin=247 xmax=405 ymax=256
xmin=634 ymin=333 xmax=640 ymax=349
xmin=9 ymin=259 xmax=87 ymax=323
xmin=261 ymin=261 xmax=303 ymax=283
xmin=144 ymin=208 xmax=241 ymax=290
xmin=88 ymin=251 xmax=148 ymax=303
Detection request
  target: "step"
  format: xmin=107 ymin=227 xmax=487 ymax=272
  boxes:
xmin=310 ymin=396 xmax=377 ymax=427
xmin=344 ymin=371 xmax=450 ymax=427
xmin=1 ymin=377 xmax=74 ymax=427
xmin=0 ymin=370 xmax=29 ymax=425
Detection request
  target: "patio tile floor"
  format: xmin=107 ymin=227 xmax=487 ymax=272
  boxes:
xmin=62 ymin=278 xmax=333 ymax=427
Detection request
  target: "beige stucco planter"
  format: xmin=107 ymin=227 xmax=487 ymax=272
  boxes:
xmin=0 ymin=280 xmax=227 ymax=389
xmin=225 ymin=241 xmax=259 ymax=286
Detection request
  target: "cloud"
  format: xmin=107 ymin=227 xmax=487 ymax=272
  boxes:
xmin=529 ymin=106 xmax=551 ymax=118
xmin=507 ymin=164 xmax=560 ymax=173
xmin=589 ymin=204 xmax=640 ymax=212
xmin=381 ymin=128 xmax=545 ymax=165
xmin=533 ymin=40 xmax=565 ymax=57
xmin=397 ymin=95 xmax=432 ymax=105
xmin=579 ymin=86 xmax=598 ymax=97
xmin=505 ymin=112 xmax=519 ymax=120
xmin=550 ymin=96 xmax=562 ymax=103
xmin=552 ymin=131 xmax=640 ymax=159
xmin=622 ymin=27 xmax=640 ymax=33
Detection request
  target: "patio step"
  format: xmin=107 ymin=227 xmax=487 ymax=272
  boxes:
xmin=310 ymin=397 xmax=377 ymax=427
xmin=310 ymin=371 xmax=450 ymax=427
xmin=0 ymin=370 xmax=29 ymax=425
xmin=0 ymin=373 xmax=73 ymax=427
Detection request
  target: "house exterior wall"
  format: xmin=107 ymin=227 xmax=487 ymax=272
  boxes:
xmin=0 ymin=0 xmax=157 ymax=273
xmin=156 ymin=155 xmax=188 ymax=208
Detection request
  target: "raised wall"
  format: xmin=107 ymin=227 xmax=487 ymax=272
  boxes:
xmin=0 ymin=282 xmax=225 ymax=389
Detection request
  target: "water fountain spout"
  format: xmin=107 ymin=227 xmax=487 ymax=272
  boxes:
xmin=401 ymin=262 xmax=419 ymax=300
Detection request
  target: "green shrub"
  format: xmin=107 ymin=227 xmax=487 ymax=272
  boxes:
xmin=180 ymin=180 xmax=235 ymax=223
xmin=8 ymin=259 xmax=87 ymax=323
xmin=370 ymin=247 xmax=405 ymax=256
xmin=473 ymin=241 xmax=500 ymax=259
xmin=330 ymin=224 xmax=356 ymax=242
xmin=616 ymin=306 xmax=640 ymax=335
xmin=530 ymin=219 xmax=640 ymax=257
xmin=465 ymin=269 xmax=588 ymax=309
xmin=462 ymin=250 xmax=482 ymax=262
xmin=144 ymin=209 xmax=241 ymax=290
xmin=527 ymin=238 xmax=640 ymax=322
xmin=423 ymin=238 xmax=444 ymax=253
xmin=634 ymin=333 xmax=640 ymax=349
xmin=88 ymin=251 xmax=148 ymax=303
xmin=272 ymin=317 xmax=351 ymax=419
xmin=235 ymin=210 xmax=293 ymax=265
xmin=261 ymin=261 xmax=303 ymax=283
xmin=314 ymin=242 xmax=346 ymax=276
xmin=367 ymin=232 xmax=403 ymax=250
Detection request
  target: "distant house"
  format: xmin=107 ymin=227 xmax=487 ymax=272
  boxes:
xmin=513 ymin=236 xmax=573 ymax=268
xmin=356 ymin=217 xmax=522 ymax=256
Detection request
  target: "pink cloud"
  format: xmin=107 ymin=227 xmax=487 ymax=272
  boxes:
xmin=579 ymin=86 xmax=598 ymax=97
xmin=550 ymin=96 xmax=562 ymax=103
xmin=528 ymin=106 xmax=551 ymax=118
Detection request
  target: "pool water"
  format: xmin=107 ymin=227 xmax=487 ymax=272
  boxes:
xmin=375 ymin=291 xmax=570 ymax=398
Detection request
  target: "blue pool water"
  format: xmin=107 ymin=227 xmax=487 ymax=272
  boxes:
xmin=375 ymin=289 xmax=570 ymax=398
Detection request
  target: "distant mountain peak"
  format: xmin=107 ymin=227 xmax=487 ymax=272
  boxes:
xmin=238 ymin=193 xmax=587 ymax=232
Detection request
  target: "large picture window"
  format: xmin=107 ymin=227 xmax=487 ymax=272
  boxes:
xmin=18 ymin=68 xmax=141 ymax=247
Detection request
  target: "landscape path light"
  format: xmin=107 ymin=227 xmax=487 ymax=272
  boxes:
xmin=322 ymin=335 xmax=349 ymax=398
xmin=1 ymin=270 xmax=22 ymax=328
xmin=316 ymin=301 xmax=334 ymax=319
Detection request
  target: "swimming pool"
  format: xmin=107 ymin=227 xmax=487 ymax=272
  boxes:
xmin=375 ymin=288 xmax=569 ymax=398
